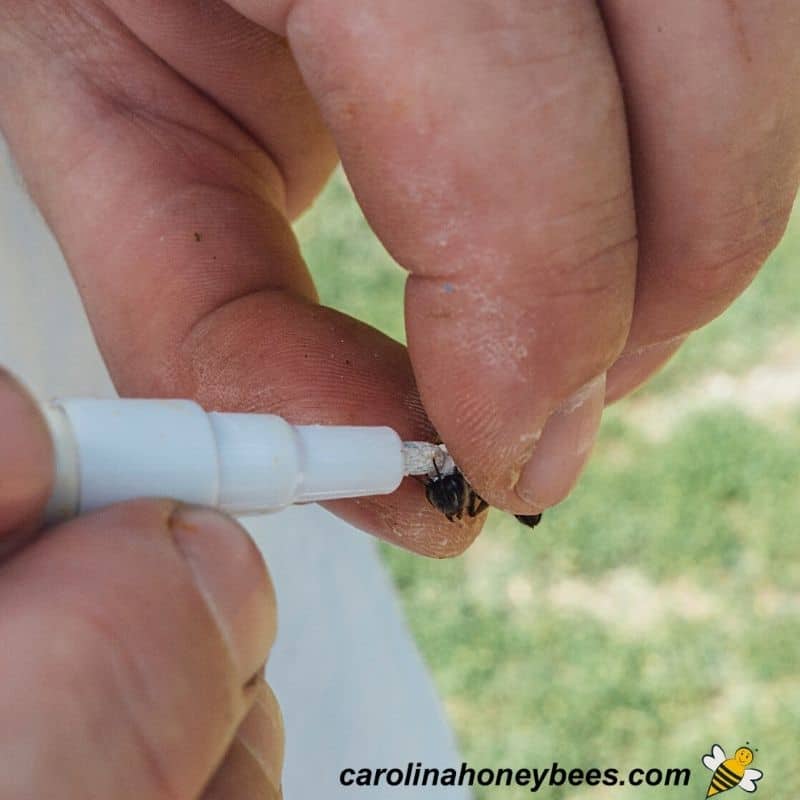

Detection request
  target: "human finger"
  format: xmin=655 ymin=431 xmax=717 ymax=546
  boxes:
xmin=599 ymin=0 xmax=800 ymax=401
xmin=0 ymin=500 xmax=275 ymax=799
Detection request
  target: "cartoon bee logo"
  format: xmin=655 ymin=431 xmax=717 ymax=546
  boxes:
xmin=702 ymin=743 xmax=762 ymax=796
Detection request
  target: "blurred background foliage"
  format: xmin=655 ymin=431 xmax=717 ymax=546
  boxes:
xmin=296 ymin=169 xmax=800 ymax=799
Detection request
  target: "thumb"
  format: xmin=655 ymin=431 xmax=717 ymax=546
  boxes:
xmin=0 ymin=492 xmax=275 ymax=799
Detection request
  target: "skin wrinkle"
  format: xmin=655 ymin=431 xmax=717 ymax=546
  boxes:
xmin=179 ymin=292 xmax=412 ymax=418
xmin=676 ymin=228 xmax=787 ymax=299
xmin=723 ymin=0 xmax=752 ymax=64
xmin=32 ymin=613 xmax=181 ymax=800
xmin=202 ymin=736 xmax=281 ymax=799
xmin=99 ymin=0 xmax=337 ymax=216
xmin=451 ymin=400 xmax=536 ymax=497
xmin=101 ymin=615 xmax=190 ymax=800
xmin=232 ymin=736 xmax=277 ymax=794
xmin=411 ymin=258 xmax=626 ymax=421
xmin=389 ymin=510 xmax=480 ymax=559
xmin=389 ymin=157 xmax=632 ymax=283
xmin=122 ymin=111 xmax=284 ymax=207
xmin=29 ymin=71 xmax=290 ymax=276
xmin=30 ymin=3 xmax=294 ymax=216
xmin=167 ymin=515 xmax=246 ymax=687
xmin=34 ymin=4 xmax=261 ymax=213
xmin=99 ymin=181 xmax=292 ymax=293
xmin=5 ymin=1 xmax=115 ymax=65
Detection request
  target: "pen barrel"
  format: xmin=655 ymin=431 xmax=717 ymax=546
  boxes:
xmin=42 ymin=398 xmax=404 ymax=523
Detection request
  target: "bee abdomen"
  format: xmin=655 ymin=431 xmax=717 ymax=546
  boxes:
xmin=515 ymin=513 xmax=543 ymax=529
xmin=707 ymin=763 xmax=741 ymax=796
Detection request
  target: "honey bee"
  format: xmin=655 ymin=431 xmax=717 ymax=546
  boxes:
xmin=424 ymin=461 xmax=488 ymax=522
xmin=422 ymin=450 xmax=543 ymax=530
xmin=702 ymin=743 xmax=762 ymax=796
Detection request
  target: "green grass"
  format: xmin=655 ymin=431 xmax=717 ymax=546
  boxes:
xmin=296 ymin=169 xmax=800 ymax=799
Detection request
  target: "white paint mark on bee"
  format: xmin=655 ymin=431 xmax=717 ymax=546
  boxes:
xmin=402 ymin=441 xmax=453 ymax=477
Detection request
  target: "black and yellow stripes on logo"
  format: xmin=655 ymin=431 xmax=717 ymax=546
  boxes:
xmin=706 ymin=761 xmax=744 ymax=796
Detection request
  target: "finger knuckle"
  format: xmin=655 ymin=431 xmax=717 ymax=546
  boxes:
xmin=543 ymin=283 xmax=633 ymax=381
xmin=536 ymin=222 xmax=638 ymax=376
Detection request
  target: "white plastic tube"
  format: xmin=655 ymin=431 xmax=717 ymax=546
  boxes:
xmin=41 ymin=398 xmax=406 ymax=524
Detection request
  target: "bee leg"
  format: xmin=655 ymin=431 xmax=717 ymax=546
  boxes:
xmin=467 ymin=494 xmax=489 ymax=517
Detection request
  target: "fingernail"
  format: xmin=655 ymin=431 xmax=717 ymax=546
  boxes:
xmin=514 ymin=374 xmax=606 ymax=508
xmin=605 ymin=337 xmax=686 ymax=403
xmin=170 ymin=506 xmax=275 ymax=683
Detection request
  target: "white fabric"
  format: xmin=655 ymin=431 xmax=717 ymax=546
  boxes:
xmin=0 ymin=141 xmax=470 ymax=798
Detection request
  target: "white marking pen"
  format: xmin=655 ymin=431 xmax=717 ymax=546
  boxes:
xmin=41 ymin=398 xmax=444 ymax=525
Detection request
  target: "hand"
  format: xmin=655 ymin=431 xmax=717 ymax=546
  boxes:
xmin=1 ymin=2 xmax=798 ymax=555
xmin=0 ymin=370 xmax=282 ymax=798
